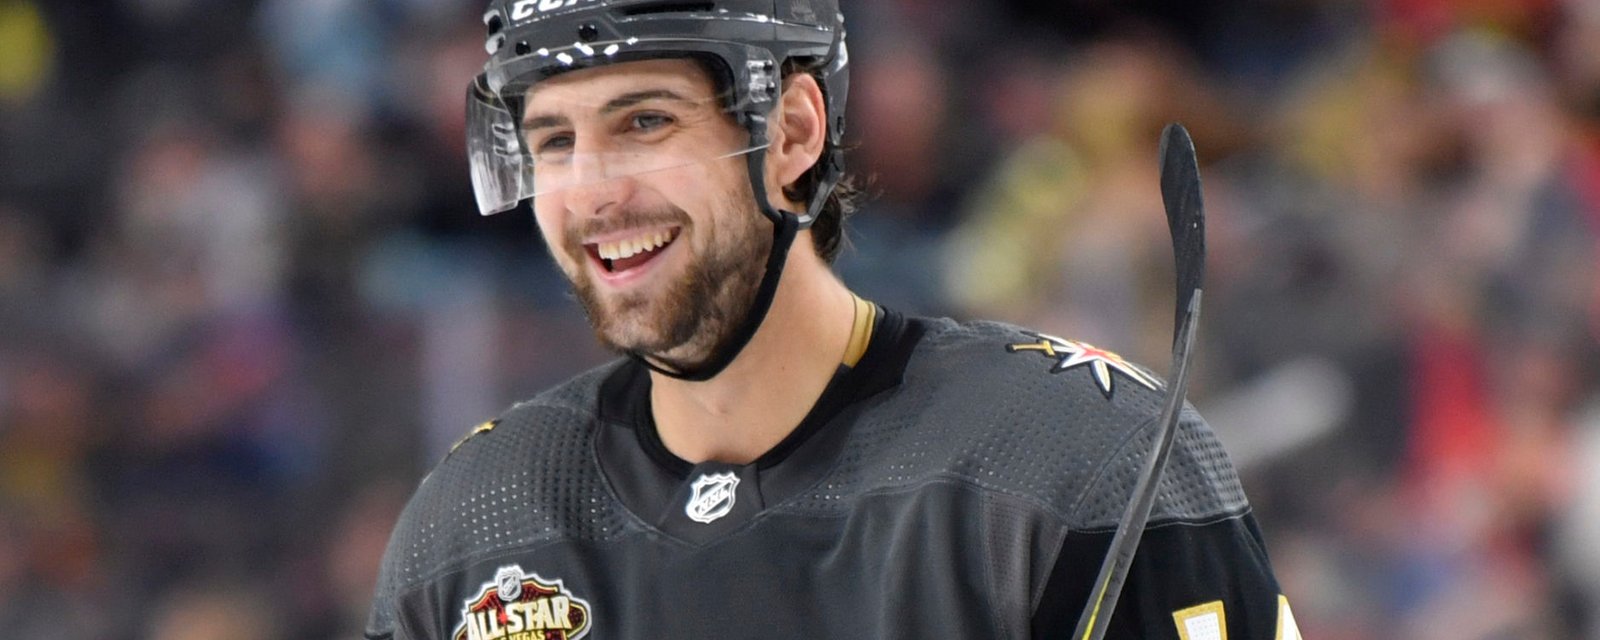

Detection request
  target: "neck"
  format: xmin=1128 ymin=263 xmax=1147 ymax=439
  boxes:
xmin=649 ymin=248 xmax=856 ymax=465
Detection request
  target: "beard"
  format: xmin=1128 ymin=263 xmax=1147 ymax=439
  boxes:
xmin=560 ymin=182 xmax=771 ymax=371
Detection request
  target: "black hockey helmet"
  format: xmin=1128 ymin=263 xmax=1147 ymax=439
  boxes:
xmin=468 ymin=0 xmax=849 ymax=223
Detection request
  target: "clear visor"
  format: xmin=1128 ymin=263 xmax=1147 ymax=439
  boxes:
xmin=467 ymin=73 xmax=768 ymax=216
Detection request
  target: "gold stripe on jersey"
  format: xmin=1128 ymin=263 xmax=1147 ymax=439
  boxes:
xmin=843 ymin=295 xmax=877 ymax=368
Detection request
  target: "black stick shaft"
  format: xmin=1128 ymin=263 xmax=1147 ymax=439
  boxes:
xmin=1071 ymin=294 xmax=1201 ymax=639
xmin=1070 ymin=123 xmax=1207 ymax=640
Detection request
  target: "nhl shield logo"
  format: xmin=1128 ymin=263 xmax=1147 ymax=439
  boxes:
xmin=495 ymin=565 xmax=523 ymax=603
xmin=685 ymin=471 xmax=740 ymax=524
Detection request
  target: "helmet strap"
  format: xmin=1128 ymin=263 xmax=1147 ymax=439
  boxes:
xmin=630 ymin=115 xmax=804 ymax=382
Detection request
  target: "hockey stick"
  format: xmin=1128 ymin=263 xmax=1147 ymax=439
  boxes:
xmin=1070 ymin=122 xmax=1207 ymax=640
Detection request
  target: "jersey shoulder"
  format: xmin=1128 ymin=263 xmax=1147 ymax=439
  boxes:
xmin=367 ymin=361 xmax=630 ymax=637
xmin=430 ymin=358 xmax=617 ymax=490
xmin=851 ymin=317 xmax=1249 ymax=529
xmin=911 ymin=317 xmax=1170 ymax=411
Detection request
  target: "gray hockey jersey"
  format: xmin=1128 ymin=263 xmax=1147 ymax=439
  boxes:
xmin=366 ymin=309 xmax=1294 ymax=639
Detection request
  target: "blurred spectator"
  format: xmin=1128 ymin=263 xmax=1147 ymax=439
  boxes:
xmin=943 ymin=29 xmax=1240 ymax=365
xmin=834 ymin=33 xmax=959 ymax=314
xmin=0 ymin=0 xmax=53 ymax=107
xmin=146 ymin=581 xmax=282 ymax=640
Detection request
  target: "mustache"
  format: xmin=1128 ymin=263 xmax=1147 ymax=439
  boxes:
xmin=563 ymin=206 xmax=692 ymax=249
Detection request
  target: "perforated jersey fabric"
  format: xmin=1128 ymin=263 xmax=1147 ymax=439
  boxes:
xmin=774 ymin=318 xmax=1247 ymax=527
xmin=365 ymin=312 xmax=1282 ymax=640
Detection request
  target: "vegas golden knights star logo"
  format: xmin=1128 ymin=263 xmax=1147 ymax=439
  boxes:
xmin=454 ymin=565 xmax=591 ymax=640
xmin=1007 ymin=332 xmax=1160 ymax=399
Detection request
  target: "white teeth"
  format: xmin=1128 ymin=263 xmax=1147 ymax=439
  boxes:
xmin=596 ymin=230 xmax=673 ymax=262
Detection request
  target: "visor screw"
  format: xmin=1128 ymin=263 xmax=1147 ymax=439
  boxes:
xmin=578 ymin=23 xmax=599 ymax=42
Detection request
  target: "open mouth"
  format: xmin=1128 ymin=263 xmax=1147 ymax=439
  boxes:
xmin=586 ymin=227 xmax=680 ymax=275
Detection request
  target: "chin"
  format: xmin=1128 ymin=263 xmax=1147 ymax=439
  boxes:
xmin=598 ymin=311 xmax=678 ymax=353
xmin=603 ymin=317 xmax=717 ymax=366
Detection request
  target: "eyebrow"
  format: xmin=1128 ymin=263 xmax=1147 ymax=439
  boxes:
xmin=521 ymin=89 xmax=695 ymax=130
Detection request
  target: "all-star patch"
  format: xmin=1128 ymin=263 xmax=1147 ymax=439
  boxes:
xmin=1007 ymin=332 xmax=1160 ymax=398
xmin=454 ymin=564 xmax=591 ymax=640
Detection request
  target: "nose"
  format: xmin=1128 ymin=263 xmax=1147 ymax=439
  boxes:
xmin=560 ymin=158 xmax=636 ymax=219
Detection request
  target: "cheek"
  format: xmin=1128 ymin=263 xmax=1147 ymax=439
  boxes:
xmin=657 ymin=161 xmax=744 ymax=223
xmin=530 ymin=196 xmax=563 ymax=235
xmin=530 ymin=201 xmax=579 ymax=264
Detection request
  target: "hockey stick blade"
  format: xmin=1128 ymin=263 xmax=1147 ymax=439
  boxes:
xmin=1071 ymin=123 xmax=1207 ymax=640
xmin=1160 ymin=123 xmax=1207 ymax=339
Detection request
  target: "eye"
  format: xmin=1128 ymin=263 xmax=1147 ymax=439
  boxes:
xmin=530 ymin=132 xmax=574 ymax=160
xmin=628 ymin=112 xmax=675 ymax=132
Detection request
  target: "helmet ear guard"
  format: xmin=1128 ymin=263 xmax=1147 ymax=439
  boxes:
xmin=788 ymin=26 xmax=849 ymax=227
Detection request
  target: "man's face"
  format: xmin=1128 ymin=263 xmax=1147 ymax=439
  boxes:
xmin=522 ymin=59 xmax=770 ymax=369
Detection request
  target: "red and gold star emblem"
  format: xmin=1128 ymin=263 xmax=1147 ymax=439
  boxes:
xmin=1007 ymin=333 xmax=1160 ymax=398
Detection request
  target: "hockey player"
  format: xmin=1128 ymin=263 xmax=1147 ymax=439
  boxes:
xmin=366 ymin=1 xmax=1299 ymax=638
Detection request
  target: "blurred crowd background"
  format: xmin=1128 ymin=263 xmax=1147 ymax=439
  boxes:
xmin=1 ymin=0 xmax=1599 ymax=637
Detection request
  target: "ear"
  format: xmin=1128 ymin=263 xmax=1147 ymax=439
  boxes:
xmin=764 ymin=71 xmax=828 ymax=209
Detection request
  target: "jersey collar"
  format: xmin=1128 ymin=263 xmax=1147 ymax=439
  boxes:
xmin=594 ymin=306 xmax=924 ymax=543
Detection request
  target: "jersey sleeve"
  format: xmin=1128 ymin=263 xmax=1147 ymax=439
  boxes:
xmin=364 ymin=465 xmax=483 ymax=640
xmin=1029 ymin=410 xmax=1294 ymax=639
xmin=365 ymin=475 xmax=425 ymax=640
xmin=1030 ymin=509 xmax=1286 ymax=638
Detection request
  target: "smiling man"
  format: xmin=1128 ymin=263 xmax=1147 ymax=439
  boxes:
xmin=366 ymin=2 xmax=1296 ymax=639
xmin=525 ymin=60 xmax=792 ymax=381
